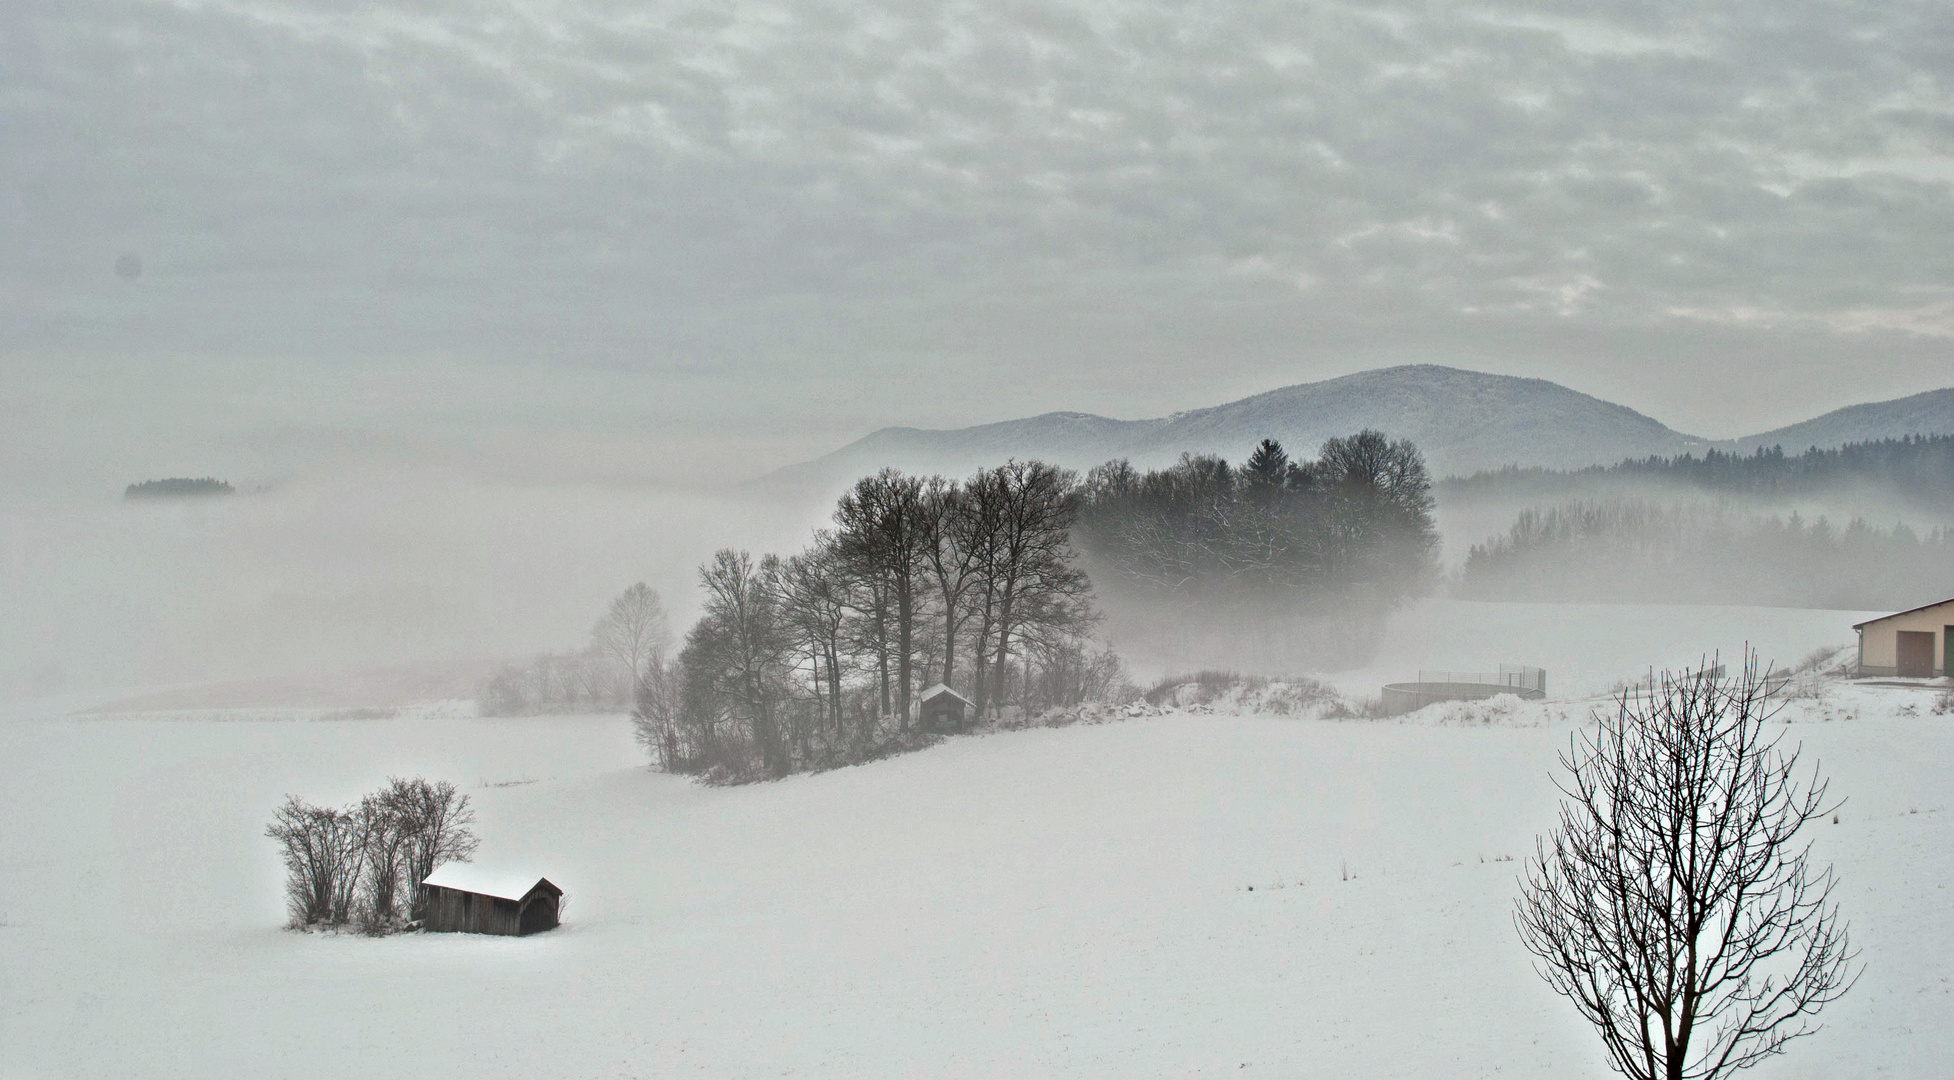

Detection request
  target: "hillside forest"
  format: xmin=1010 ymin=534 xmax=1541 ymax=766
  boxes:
xmin=1450 ymin=437 xmax=1954 ymax=609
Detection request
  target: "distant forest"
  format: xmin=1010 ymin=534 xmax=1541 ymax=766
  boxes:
xmin=1072 ymin=432 xmax=1440 ymax=669
xmin=1075 ymin=433 xmax=1439 ymax=611
xmin=124 ymin=477 xmax=234 ymax=499
xmin=1442 ymin=436 xmax=1954 ymax=509
xmin=1458 ymin=499 xmax=1954 ymax=610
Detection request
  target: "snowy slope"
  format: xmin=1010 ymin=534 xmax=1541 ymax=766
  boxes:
xmin=1116 ymin=365 xmax=1705 ymax=477
xmin=0 ymin=606 xmax=1946 ymax=1079
xmin=1737 ymin=386 xmax=1954 ymax=453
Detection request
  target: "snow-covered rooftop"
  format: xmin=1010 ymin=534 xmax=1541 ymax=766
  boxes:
xmin=918 ymin=682 xmax=972 ymax=707
xmin=421 ymin=864 xmax=558 ymax=902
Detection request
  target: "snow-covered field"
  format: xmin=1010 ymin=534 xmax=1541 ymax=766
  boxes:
xmin=1314 ymin=597 xmax=1883 ymax=701
xmin=2 ymin=607 xmax=1949 ymax=1079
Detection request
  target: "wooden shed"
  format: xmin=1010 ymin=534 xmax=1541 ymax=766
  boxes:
xmin=1854 ymin=597 xmax=1954 ymax=678
xmin=420 ymin=865 xmax=563 ymax=936
xmin=917 ymin=683 xmax=974 ymax=731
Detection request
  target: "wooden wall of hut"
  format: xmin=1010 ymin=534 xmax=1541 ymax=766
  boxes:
xmin=422 ymin=885 xmax=558 ymax=936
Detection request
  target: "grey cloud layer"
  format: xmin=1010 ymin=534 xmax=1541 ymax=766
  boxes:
xmin=4 ymin=0 xmax=1952 ymax=478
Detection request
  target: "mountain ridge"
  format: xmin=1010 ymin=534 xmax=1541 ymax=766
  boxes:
xmin=1735 ymin=387 xmax=1954 ymax=454
xmin=766 ymin=365 xmax=1953 ymax=490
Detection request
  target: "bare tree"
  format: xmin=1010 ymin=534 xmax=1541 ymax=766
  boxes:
xmin=776 ymin=535 xmax=852 ymax=742
xmin=631 ymin=651 xmax=686 ymax=768
xmin=835 ymin=470 xmax=930 ymax=729
xmin=395 ymin=778 xmax=479 ymax=922
xmin=265 ymin=796 xmax=365 ymax=928
xmin=976 ymin=461 xmax=1089 ymax=717
xmin=1516 ymin=652 xmax=1856 ymax=1080
xmin=356 ymin=790 xmax=410 ymax=931
xmin=919 ymin=475 xmax=990 ymax=693
xmin=594 ymin=582 xmax=673 ymax=692
xmin=683 ymin=549 xmax=795 ymax=777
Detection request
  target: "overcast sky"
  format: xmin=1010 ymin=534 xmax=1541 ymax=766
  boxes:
xmin=6 ymin=0 xmax=1953 ymax=492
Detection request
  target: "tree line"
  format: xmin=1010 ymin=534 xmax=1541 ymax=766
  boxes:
xmin=124 ymin=476 xmax=234 ymax=499
xmin=265 ymin=777 xmax=478 ymax=934
xmin=634 ymin=461 xmax=1112 ymax=781
xmin=1458 ymin=498 xmax=1954 ymax=609
xmin=1074 ymin=432 xmax=1440 ymax=612
xmin=1443 ymin=435 xmax=1954 ymax=511
xmin=481 ymin=436 xmax=1441 ymax=777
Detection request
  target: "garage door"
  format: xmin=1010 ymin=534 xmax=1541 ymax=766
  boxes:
xmin=1896 ymin=630 xmax=1935 ymax=678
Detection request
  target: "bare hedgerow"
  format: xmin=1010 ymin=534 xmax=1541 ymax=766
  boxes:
xmin=267 ymin=778 xmax=477 ymax=932
xmin=1516 ymin=651 xmax=1857 ymax=1080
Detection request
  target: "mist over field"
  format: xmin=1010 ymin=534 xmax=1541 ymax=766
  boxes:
xmin=2 ymin=470 xmax=833 ymax=701
xmin=7 ymin=0 xmax=1954 ymax=1077
xmin=10 ymin=427 xmax=1954 ymax=702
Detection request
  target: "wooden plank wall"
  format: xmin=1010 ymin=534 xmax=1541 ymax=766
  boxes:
xmin=424 ymin=886 xmax=523 ymax=936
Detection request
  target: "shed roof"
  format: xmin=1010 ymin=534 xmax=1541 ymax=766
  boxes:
xmin=421 ymin=864 xmax=561 ymax=902
xmin=918 ymin=683 xmax=973 ymax=708
xmin=1853 ymin=596 xmax=1954 ymax=630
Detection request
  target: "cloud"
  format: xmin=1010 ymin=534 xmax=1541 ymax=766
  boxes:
xmin=3 ymin=0 xmax=1951 ymax=487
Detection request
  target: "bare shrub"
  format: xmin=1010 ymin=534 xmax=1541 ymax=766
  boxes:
xmin=630 ymin=654 xmax=686 ymax=769
xmin=1143 ymin=670 xmax=1265 ymax=707
xmin=268 ymin=777 xmax=477 ymax=932
xmin=1516 ymin=651 xmax=1856 ymax=1080
xmin=1143 ymin=670 xmax=1348 ymax=715
xmin=265 ymin=796 xmax=364 ymax=929
xmin=356 ymin=790 xmax=410 ymax=930
xmin=394 ymin=778 xmax=479 ymax=922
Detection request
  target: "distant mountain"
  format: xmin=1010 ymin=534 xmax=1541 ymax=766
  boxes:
xmin=1735 ymin=387 xmax=1954 ymax=454
xmin=768 ymin=366 xmax=1718 ymax=487
xmin=766 ymin=367 xmax=1954 ymax=491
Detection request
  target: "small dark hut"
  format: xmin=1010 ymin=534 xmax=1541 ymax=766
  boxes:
xmin=419 ymin=865 xmax=563 ymax=936
xmin=917 ymin=683 xmax=973 ymax=731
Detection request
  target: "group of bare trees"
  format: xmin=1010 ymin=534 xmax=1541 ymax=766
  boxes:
xmin=479 ymin=583 xmax=674 ymax=716
xmin=634 ymin=461 xmax=1112 ymax=781
xmin=266 ymin=777 xmax=478 ymax=934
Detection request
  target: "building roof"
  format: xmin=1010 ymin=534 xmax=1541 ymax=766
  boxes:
xmin=421 ymin=864 xmax=561 ymax=902
xmin=1853 ymin=596 xmax=1954 ymax=630
xmin=917 ymin=683 xmax=973 ymax=708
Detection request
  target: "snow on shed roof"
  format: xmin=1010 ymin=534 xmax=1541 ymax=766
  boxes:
xmin=1853 ymin=596 xmax=1954 ymax=629
xmin=421 ymin=864 xmax=560 ymax=902
xmin=918 ymin=683 xmax=973 ymax=707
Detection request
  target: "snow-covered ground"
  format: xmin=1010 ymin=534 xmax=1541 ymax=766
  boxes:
xmin=1 ymin=607 xmax=1947 ymax=1079
xmin=1324 ymin=597 xmax=1882 ymax=701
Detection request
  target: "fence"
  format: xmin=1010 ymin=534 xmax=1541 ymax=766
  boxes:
xmin=1414 ymin=665 xmax=1547 ymax=697
xmin=1382 ymin=664 xmax=1549 ymax=715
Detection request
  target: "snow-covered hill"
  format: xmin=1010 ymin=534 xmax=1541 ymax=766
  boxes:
xmin=770 ymin=365 xmax=1710 ymax=487
xmin=1737 ymin=386 xmax=1954 ymax=454
xmin=767 ymin=365 xmax=1954 ymax=490
xmin=2 ymin=603 xmax=1946 ymax=1079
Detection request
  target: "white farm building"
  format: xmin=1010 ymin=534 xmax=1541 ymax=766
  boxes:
xmin=1854 ymin=597 xmax=1954 ymax=678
